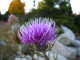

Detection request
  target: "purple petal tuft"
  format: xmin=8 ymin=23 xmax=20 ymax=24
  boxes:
xmin=18 ymin=18 xmax=56 ymax=46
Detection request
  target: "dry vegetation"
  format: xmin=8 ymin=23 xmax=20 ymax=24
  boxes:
xmin=0 ymin=21 xmax=18 ymax=60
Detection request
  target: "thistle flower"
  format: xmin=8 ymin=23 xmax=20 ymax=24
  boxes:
xmin=18 ymin=18 xmax=56 ymax=50
xmin=7 ymin=14 xmax=19 ymax=25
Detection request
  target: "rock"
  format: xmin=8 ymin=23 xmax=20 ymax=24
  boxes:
xmin=49 ymin=53 xmax=67 ymax=60
xmin=69 ymin=47 xmax=80 ymax=56
xmin=46 ymin=51 xmax=67 ymax=60
xmin=0 ymin=41 xmax=6 ymax=46
xmin=14 ymin=58 xmax=21 ymax=60
xmin=76 ymin=47 xmax=80 ymax=56
xmin=76 ymin=36 xmax=80 ymax=40
xmin=21 ymin=58 xmax=27 ymax=60
xmin=34 ymin=54 xmax=45 ymax=60
xmin=58 ymin=25 xmax=75 ymax=45
xmin=51 ymin=41 xmax=76 ymax=60
xmin=72 ymin=40 xmax=80 ymax=47
xmin=26 ymin=55 xmax=32 ymax=60
xmin=34 ymin=51 xmax=67 ymax=60
xmin=14 ymin=58 xmax=27 ymax=60
xmin=14 ymin=55 xmax=32 ymax=60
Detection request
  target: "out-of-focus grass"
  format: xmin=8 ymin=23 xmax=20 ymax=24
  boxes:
xmin=0 ymin=22 xmax=18 ymax=60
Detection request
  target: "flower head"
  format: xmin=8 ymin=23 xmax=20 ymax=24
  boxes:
xmin=18 ymin=18 xmax=56 ymax=47
xmin=7 ymin=14 xmax=19 ymax=25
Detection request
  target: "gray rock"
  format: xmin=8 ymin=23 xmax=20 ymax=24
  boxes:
xmin=33 ymin=51 xmax=67 ymax=60
xmin=69 ymin=47 xmax=80 ymax=56
xmin=76 ymin=36 xmax=80 ymax=40
xmin=21 ymin=58 xmax=27 ymax=60
xmin=72 ymin=40 xmax=80 ymax=47
xmin=58 ymin=25 xmax=75 ymax=45
xmin=14 ymin=58 xmax=27 ymax=60
xmin=14 ymin=55 xmax=32 ymax=60
xmin=51 ymin=41 xmax=76 ymax=60
xmin=14 ymin=58 xmax=21 ymax=60
xmin=0 ymin=41 xmax=6 ymax=46
xmin=76 ymin=47 xmax=80 ymax=56
xmin=34 ymin=54 xmax=45 ymax=60
xmin=49 ymin=53 xmax=67 ymax=60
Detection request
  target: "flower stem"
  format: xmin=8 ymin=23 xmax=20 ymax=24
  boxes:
xmin=31 ymin=53 xmax=35 ymax=60
xmin=43 ymin=52 xmax=49 ymax=60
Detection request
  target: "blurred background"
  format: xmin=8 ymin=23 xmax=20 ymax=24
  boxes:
xmin=0 ymin=0 xmax=80 ymax=60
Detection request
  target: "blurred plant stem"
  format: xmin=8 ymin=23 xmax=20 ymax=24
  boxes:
xmin=43 ymin=52 xmax=49 ymax=60
xmin=31 ymin=53 xmax=35 ymax=60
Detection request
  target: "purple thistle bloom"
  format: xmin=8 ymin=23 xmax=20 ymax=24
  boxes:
xmin=18 ymin=18 xmax=56 ymax=47
xmin=7 ymin=14 xmax=18 ymax=25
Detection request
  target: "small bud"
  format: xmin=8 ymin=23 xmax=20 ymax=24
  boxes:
xmin=19 ymin=44 xmax=34 ymax=55
xmin=36 ymin=44 xmax=48 ymax=52
xmin=7 ymin=14 xmax=19 ymax=25
xmin=12 ymin=23 xmax=20 ymax=34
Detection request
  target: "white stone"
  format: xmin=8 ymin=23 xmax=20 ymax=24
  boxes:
xmin=0 ymin=41 xmax=6 ymax=46
xmin=26 ymin=55 xmax=32 ymax=60
xmin=58 ymin=25 xmax=75 ymax=45
xmin=51 ymin=41 xmax=76 ymax=60
xmin=76 ymin=47 xmax=80 ymax=56
xmin=14 ymin=56 xmax=32 ymax=60
xmin=34 ymin=51 xmax=67 ymax=60
xmin=49 ymin=53 xmax=67 ymax=60
xmin=34 ymin=54 xmax=45 ymax=60
xmin=14 ymin=58 xmax=27 ymax=60
xmin=72 ymin=40 xmax=80 ymax=47
xmin=14 ymin=58 xmax=21 ymax=60
xmin=21 ymin=58 xmax=27 ymax=60
xmin=14 ymin=55 xmax=32 ymax=60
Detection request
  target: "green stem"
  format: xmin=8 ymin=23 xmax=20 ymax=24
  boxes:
xmin=43 ymin=52 xmax=49 ymax=60
xmin=31 ymin=53 xmax=35 ymax=60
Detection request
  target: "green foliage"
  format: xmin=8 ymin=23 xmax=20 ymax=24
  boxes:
xmin=0 ymin=11 xmax=10 ymax=21
xmin=43 ymin=0 xmax=54 ymax=8
xmin=0 ymin=12 xmax=3 ymax=20
xmin=58 ymin=28 xmax=64 ymax=34
xmin=24 ymin=0 xmax=79 ymax=34
xmin=59 ymin=1 xmax=72 ymax=15
xmin=51 ymin=17 xmax=76 ymax=32
xmin=2 ymin=11 xmax=10 ymax=21
xmin=0 ymin=0 xmax=80 ymax=34
xmin=73 ymin=15 xmax=80 ymax=33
